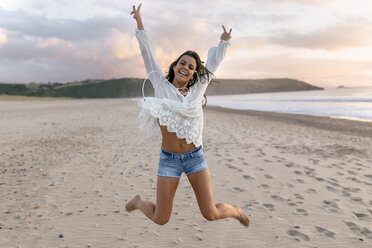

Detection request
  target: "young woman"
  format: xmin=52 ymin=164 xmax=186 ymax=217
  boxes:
xmin=126 ymin=4 xmax=249 ymax=227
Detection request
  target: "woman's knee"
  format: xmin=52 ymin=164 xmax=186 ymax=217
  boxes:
xmin=153 ymin=216 xmax=170 ymax=225
xmin=201 ymin=209 xmax=218 ymax=221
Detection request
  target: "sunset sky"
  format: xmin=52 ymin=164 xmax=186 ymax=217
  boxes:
xmin=0 ymin=0 xmax=371 ymax=88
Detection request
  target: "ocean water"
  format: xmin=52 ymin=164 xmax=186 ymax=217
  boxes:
xmin=207 ymin=87 xmax=372 ymax=121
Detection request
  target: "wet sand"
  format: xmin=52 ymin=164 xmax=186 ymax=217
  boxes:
xmin=0 ymin=98 xmax=371 ymax=247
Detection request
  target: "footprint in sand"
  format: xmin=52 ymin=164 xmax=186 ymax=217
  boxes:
xmin=294 ymin=193 xmax=304 ymax=200
xmin=226 ymin=163 xmax=237 ymax=170
xmin=233 ymin=187 xmax=246 ymax=192
xmin=263 ymin=203 xmax=275 ymax=211
xmin=264 ymin=174 xmax=273 ymax=179
xmin=287 ymin=229 xmax=310 ymax=241
xmin=286 ymin=162 xmax=294 ymax=168
xmin=322 ymin=200 xmax=340 ymax=213
xmin=304 ymin=170 xmax=315 ymax=177
xmin=242 ymin=175 xmax=255 ymax=181
xmin=326 ymin=186 xmax=338 ymax=192
xmin=257 ymin=149 xmax=266 ymax=156
xmin=347 ymin=176 xmax=358 ymax=182
xmin=306 ymin=188 xmax=317 ymax=194
xmin=355 ymin=162 xmax=367 ymax=168
xmin=327 ymin=178 xmax=340 ymax=187
xmin=244 ymin=200 xmax=260 ymax=210
xmin=303 ymin=166 xmax=315 ymax=177
xmin=348 ymin=170 xmax=357 ymax=175
xmin=346 ymin=177 xmax=371 ymax=187
xmin=296 ymin=208 xmax=308 ymax=216
xmin=342 ymin=186 xmax=360 ymax=193
xmin=261 ymin=184 xmax=269 ymax=189
xmin=364 ymin=174 xmax=372 ymax=179
xmin=309 ymin=158 xmax=319 ymax=165
xmin=344 ymin=222 xmax=372 ymax=239
xmin=349 ymin=195 xmax=363 ymax=203
xmin=343 ymin=191 xmax=351 ymax=197
xmin=315 ymin=226 xmax=335 ymax=238
xmin=353 ymin=212 xmax=372 ymax=221
xmin=271 ymin=195 xmax=287 ymax=202
xmin=315 ymin=177 xmax=325 ymax=182
xmin=331 ymin=163 xmax=343 ymax=169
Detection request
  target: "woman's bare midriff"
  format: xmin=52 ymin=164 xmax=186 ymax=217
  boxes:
xmin=159 ymin=125 xmax=196 ymax=154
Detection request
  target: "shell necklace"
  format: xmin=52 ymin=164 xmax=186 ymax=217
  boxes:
xmin=177 ymin=87 xmax=189 ymax=96
xmin=173 ymin=84 xmax=189 ymax=96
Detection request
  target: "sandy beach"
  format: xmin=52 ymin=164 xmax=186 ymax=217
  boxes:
xmin=0 ymin=97 xmax=371 ymax=248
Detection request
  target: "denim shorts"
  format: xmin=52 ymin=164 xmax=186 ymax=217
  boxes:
xmin=158 ymin=146 xmax=208 ymax=178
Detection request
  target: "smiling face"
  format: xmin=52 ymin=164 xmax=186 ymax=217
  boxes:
xmin=172 ymin=55 xmax=197 ymax=86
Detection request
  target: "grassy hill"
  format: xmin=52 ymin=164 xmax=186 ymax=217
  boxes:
xmin=0 ymin=77 xmax=323 ymax=98
xmin=206 ymin=78 xmax=323 ymax=95
xmin=0 ymin=78 xmax=150 ymax=98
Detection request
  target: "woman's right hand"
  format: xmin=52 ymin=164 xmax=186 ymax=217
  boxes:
xmin=130 ymin=3 xmax=144 ymax=30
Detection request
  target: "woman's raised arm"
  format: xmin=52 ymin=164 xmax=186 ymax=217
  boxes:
xmin=131 ymin=3 xmax=164 ymax=88
xmin=205 ymin=25 xmax=232 ymax=74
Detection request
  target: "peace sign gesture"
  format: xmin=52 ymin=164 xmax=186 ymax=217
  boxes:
xmin=130 ymin=3 xmax=142 ymax=20
xmin=220 ymin=25 xmax=232 ymax=41
xmin=130 ymin=3 xmax=144 ymax=30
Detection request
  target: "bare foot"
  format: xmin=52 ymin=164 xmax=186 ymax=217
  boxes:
xmin=126 ymin=195 xmax=141 ymax=212
xmin=234 ymin=205 xmax=250 ymax=227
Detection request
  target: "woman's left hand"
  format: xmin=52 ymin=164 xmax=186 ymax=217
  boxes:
xmin=220 ymin=25 xmax=232 ymax=41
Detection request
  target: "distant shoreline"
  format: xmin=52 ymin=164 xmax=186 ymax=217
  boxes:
xmin=206 ymin=100 xmax=372 ymax=123
xmin=205 ymin=105 xmax=372 ymax=136
xmin=2 ymin=94 xmax=370 ymax=133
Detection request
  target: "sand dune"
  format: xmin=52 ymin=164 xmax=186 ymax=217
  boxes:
xmin=0 ymin=98 xmax=371 ymax=247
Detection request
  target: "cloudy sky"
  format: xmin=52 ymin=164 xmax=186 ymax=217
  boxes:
xmin=0 ymin=0 xmax=371 ymax=88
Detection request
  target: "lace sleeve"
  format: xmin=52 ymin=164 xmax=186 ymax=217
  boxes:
xmin=135 ymin=29 xmax=164 ymax=88
xmin=205 ymin=40 xmax=231 ymax=74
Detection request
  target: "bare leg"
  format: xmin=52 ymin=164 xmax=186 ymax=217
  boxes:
xmin=125 ymin=176 xmax=180 ymax=225
xmin=187 ymin=169 xmax=249 ymax=227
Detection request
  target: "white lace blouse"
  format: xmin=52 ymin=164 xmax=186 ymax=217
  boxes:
xmin=135 ymin=29 xmax=230 ymax=147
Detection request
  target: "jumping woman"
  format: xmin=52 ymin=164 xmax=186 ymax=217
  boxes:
xmin=126 ymin=3 xmax=249 ymax=227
